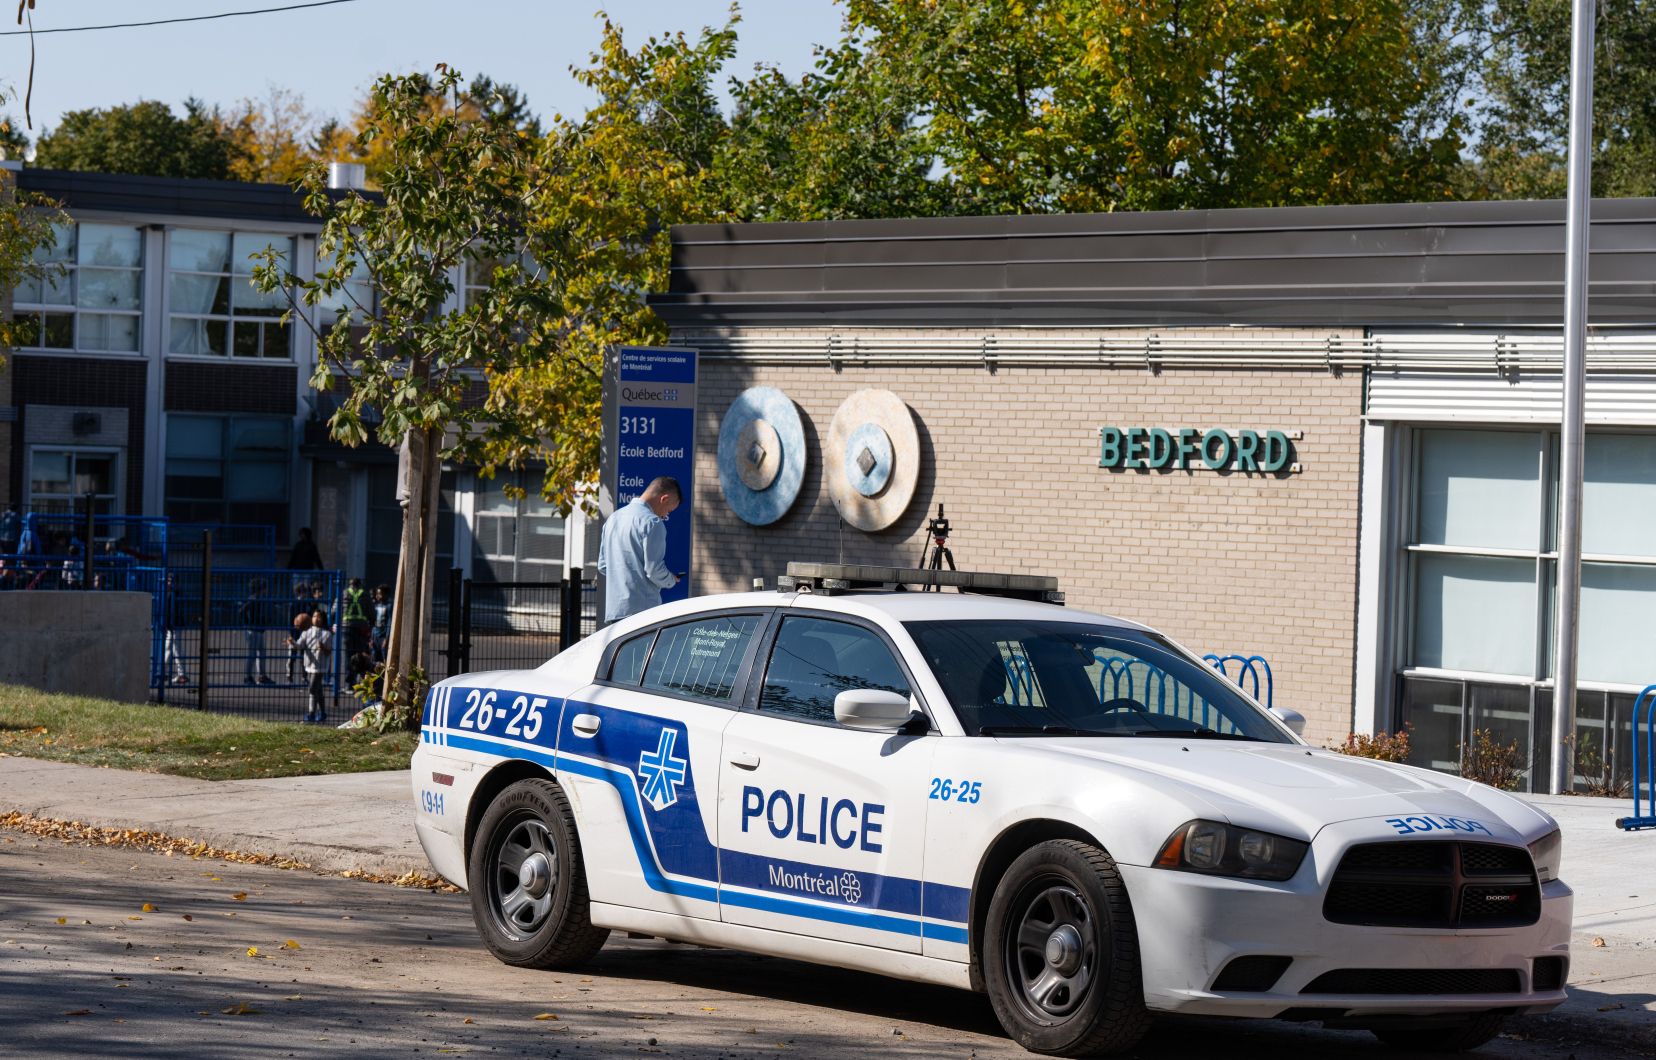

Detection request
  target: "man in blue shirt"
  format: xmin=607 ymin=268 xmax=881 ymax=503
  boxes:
xmin=598 ymin=476 xmax=681 ymax=623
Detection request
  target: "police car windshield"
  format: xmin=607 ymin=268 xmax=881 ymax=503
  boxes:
xmin=904 ymin=620 xmax=1290 ymax=742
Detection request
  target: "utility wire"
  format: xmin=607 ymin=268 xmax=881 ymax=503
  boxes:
xmin=1 ymin=0 xmax=364 ymax=37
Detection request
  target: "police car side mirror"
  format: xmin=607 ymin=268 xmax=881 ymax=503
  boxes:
xmin=835 ymin=689 xmax=922 ymax=733
xmin=1270 ymin=706 xmax=1307 ymax=737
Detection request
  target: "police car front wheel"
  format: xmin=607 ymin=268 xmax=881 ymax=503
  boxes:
xmin=469 ymin=778 xmax=609 ymax=969
xmin=982 ymin=839 xmax=1150 ymax=1057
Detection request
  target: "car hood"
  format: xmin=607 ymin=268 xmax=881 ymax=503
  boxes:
xmin=1023 ymin=738 xmax=1554 ymax=841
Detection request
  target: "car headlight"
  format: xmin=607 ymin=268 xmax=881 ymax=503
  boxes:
xmin=1154 ymin=820 xmax=1309 ymax=882
xmin=1528 ymin=829 xmax=1562 ymax=883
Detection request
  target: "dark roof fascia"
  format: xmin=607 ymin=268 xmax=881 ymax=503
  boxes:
xmin=17 ymin=168 xmax=376 ymax=227
xmin=651 ymin=198 xmax=1656 ymax=329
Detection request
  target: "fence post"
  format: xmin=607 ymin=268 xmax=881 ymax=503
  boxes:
xmin=459 ymin=576 xmax=473 ymax=675
xmin=81 ymin=492 xmax=95 ymax=590
xmin=445 ymin=566 xmax=463 ymax=680
xmin=559 ymin=575 xmax=580 ymax=652
xmin=197 ymin=530 xmax=213 ymax=711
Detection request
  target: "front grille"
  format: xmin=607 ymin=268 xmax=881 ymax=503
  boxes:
xmin=1212 ymin=955 xmax=1294 ymax=992
xmin=1532 ymin=956 xmax=1568 ymax=991
xmin=1302 ymin=968 xmax=1523 ymax=995
xmin=1324 ymin=841 xmax=1539 ymax=930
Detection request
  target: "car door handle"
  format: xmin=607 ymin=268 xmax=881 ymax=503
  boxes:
xmin=728 ymin=751 xmax=761 ymax=770
xmin=571 ymin=714 xmax=601 ymax=738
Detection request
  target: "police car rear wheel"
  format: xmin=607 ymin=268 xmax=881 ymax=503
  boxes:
xmin=983 ymin=839 xmax=1149 ymax=1057
xmin=469 ymin=778 xmax=609 ymax=969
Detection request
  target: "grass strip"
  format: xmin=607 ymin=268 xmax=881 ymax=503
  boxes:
xmin=0 ymin=810 xmax=457 ymax=891
xmin=0 ymin=684 xmax=416 ymax=780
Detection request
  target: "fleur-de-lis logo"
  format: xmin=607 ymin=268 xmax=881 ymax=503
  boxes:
xmin=838 ymin=871 xmax=863 ymax=905
xmin=638 ymin=728 xmax=688 ymax=811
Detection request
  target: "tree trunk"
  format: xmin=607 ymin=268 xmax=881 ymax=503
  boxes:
xmin=382 ymin=423 xmax=438 ymax=716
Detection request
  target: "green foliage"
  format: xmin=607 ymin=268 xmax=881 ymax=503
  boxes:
xmin=1475 ymin=0 xmax=1656 ymax=199
xmin=1332 ymin=726 xmax=1414 ymax=763
xmin=841 ymin=0 xmax=1468 ymax=212
xmin=33 ymin=98 xmax=244 ymax=179
xmin=0 ymin=88 xmax=68 ymax=357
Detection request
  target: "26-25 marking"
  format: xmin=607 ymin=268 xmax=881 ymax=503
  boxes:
xmin=928 ymin=778 xmax=982 ymax=804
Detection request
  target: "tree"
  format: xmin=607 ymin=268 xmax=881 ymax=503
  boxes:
xmin=841 ymin=0 xmax=1470 ymax=212
xmin=717 ymin=36 xmax=945 ymax=221
xmin=330 ymin=73 xmax=542 ymax=188
xmin=227 ymin=86 xmax=322 ymax=184
xmin=483 ymin=18 xmax=736 ymax=508
xmin=1474 ymin=0 xmax=1656 ymax=199
xmin=0 ymin=111 xmax=26 ymax=160
xmin=32 ymin=99 xmax=244 ymax=179
xmin=253 ymin=68 xmax=565 ymax=722
xmin=0 ymin=89 xmax=67 ymax=357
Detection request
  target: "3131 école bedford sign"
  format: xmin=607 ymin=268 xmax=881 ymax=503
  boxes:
xmin=1097 ymin=427 xmax=1298 ymax=473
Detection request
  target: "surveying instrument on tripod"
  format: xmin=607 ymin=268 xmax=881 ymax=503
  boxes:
xmin=918 ymin=504 xmax=954 ymax=588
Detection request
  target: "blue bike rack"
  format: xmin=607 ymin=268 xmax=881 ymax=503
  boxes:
xmin=1616 ymin=684 xmax=1656 ymax=831
xmin=1203 ymin=653 xmax=1274 ymax=711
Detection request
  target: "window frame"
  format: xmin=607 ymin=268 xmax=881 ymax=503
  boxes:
xmin=164 ymin=228 xmax=297 ymax=361
xmin=162 ymin=413 xmax=292 ymax=531
xmin=593 ymin=608 xmax=777 ymax=710
xmin=11 ymin=222 xmax=145 ymax=356
xmin=749 ymin=611 xmax=935 ymax=732
xmin=23 ymin=445 xmax=124 ymax=515
xmin=1399 ymin=425 xmax=1656 ymax=691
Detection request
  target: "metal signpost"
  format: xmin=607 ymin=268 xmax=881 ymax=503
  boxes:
xmin=1551 ymin=0 xmax=1595 ymax=794
xmin=604 ymin=347 xmax=697 ymax=606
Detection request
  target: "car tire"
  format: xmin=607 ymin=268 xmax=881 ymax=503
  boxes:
xmin=1371 ymin=1012 xmax=1507 ymax=1052
xmin=468 ymin=777 xmax=609 ymax=969
xmin=982 ymin=838 xmax=1150 ymax=1057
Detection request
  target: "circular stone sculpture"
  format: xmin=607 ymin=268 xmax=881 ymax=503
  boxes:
xmin=717 ymin=387 xmax=806 ymax=525
xmin=826 ymin=389 xmax=920 ymax=531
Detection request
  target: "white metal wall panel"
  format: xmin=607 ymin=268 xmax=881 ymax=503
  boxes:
xmin=1366 ymin=371 xmax=1656 ymax=424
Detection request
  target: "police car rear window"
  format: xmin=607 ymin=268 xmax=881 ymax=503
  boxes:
xmin=609 ymin=631 xmax=656 ymax=685
xmin=641 ymin=614 xmax=761 ymax=702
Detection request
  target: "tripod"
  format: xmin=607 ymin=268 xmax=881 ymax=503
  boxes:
xmin=919 ymin=504 xmax=954 ymax=588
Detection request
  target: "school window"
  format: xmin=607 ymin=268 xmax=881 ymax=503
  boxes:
xmin=470 ymin=470 xmax=564 ymax=583
xmin=163 ymin=414 xmax=291 ymax=532
xmin=166 ymin=229 xmax=294 ymax=358
xmin=1396 ymin=428 xmax=1656 ymax=790
xmin=11 ymin=222 xmax=143 ymax=353
xmin=26 ymin=448 xmax=120 ymax=515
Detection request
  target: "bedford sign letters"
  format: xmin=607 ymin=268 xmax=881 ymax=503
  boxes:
xmin=1098 ymin=427 xmax=1294 ymax=472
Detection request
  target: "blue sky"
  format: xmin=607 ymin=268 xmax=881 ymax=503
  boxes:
xmin=1 ymin=1 xmax=847 ymax=137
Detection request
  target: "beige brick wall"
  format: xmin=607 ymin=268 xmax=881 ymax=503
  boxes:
xmin=675 ymin=327 xmax=1365 ymax=745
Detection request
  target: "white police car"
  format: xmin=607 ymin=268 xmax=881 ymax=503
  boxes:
xmin=412 ymin=562 xmax=1570 ymax=1057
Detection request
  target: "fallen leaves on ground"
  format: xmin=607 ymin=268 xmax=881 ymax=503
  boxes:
xmin=533 ymin=1013 xmax=560 ymax=1021
xmin=1592 ymin=936 xmax=1606 ymax=947
xmin=283 ymin=939 xmax=301 ymax=950
xmin=222 ymin=1001 xmax=261 ymax=1016
xmin=140 ymin=903 xmax=155 ymax=912
xmin=0 ymin=811 xmax=456 ymax=891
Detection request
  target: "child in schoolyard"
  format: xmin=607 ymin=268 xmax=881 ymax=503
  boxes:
xmin=371 ymin=584 xmax=392 ymax=663
xmin=298 ymin=608 xmax=333 ymax=724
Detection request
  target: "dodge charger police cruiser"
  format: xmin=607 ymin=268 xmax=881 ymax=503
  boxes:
xmin=412 ymin=562 xmax=1570 ymax=1057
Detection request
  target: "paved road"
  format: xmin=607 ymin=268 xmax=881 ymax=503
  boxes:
xmin=2 ymin=837 xmax=1649 ymax=1060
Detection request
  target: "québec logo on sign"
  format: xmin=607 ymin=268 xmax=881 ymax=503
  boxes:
xmin=638 ymin=729 xmax=688 ymax=811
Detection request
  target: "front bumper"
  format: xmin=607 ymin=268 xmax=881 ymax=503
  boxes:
xmin=1121 ymin=820 xmax=1572 ymax=1019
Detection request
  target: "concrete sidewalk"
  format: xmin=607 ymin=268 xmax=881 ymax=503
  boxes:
xmin=0 ymin=755 xmax=424 ymax=876
xmin=0 ymin=755 xmax=1651 ymax=1049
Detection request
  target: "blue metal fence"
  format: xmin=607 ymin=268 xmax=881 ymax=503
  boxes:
xmin=1616 ymin=684 xmax=1656 ymax=831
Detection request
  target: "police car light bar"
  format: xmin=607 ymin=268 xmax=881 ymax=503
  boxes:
xmin=778 ymin=562 xmax=1064 ymax=604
